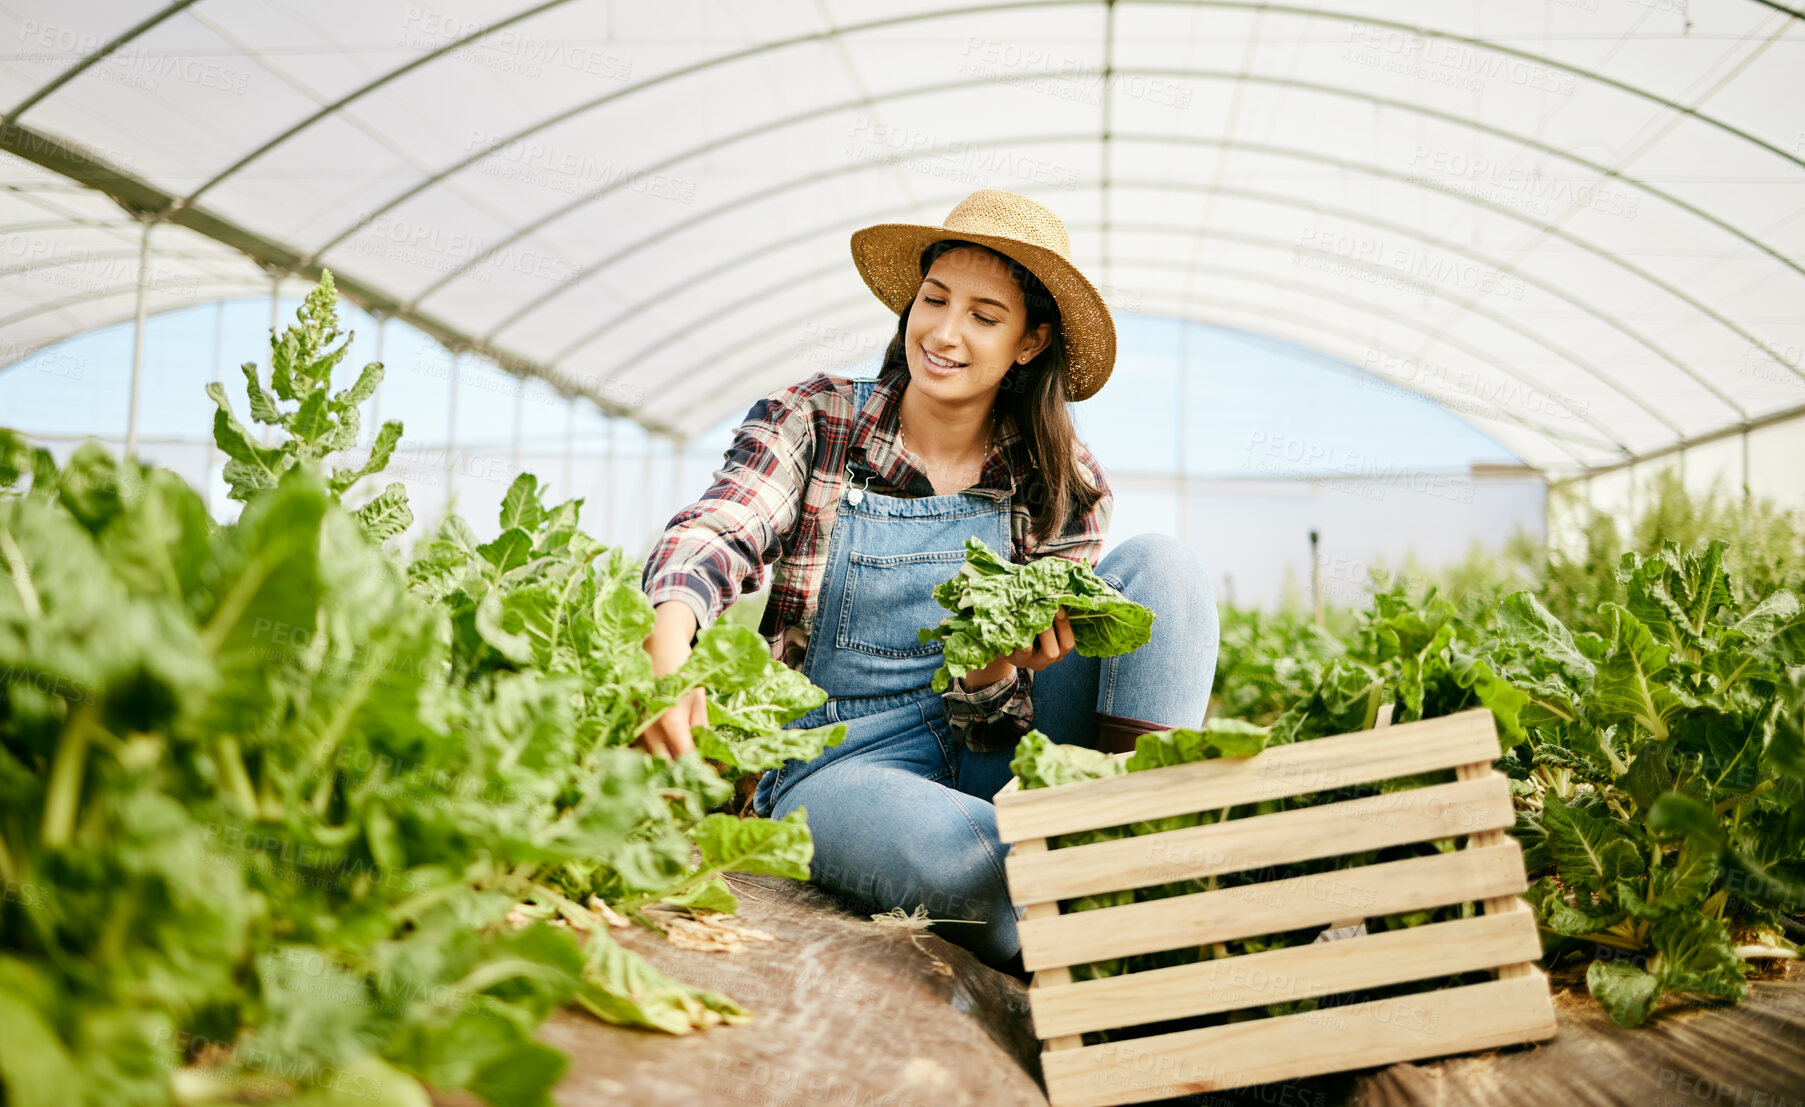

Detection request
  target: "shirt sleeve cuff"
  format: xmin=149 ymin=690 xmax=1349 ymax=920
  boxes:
xmin=643 ymin=572 xmax=718 ymax=636
xmin=946 ymin=667 xmax=1022 ymax=710
xmin=941 ymin=667 xmax=1035 ymax=753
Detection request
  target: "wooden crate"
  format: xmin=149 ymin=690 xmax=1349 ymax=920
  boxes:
xmin=994 ymin=707 xmax=1556 ymax=1107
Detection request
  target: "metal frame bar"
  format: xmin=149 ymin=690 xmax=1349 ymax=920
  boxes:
xmin=653 ymin=284 xmax=1604 ymax=472
xmin=1562 ymin=399 xmax=1805 ymax=482
xmin=641 ymin=284 xmax=1607 ymax=468
xmin=0 ymin=275 xmax=256 ymax=333
xmin=1 ymin=0 xmax=1797 ymax=467
xmin=478 ymin=117 xmax=1778 ymax=419
xmin=561 ymin=180 xmax=1689 ymax=446
xmin=0 ymin=120 xmax=669 ymax=426
xmin=607 ymin=239 xmax=1630 ymax=452
xmin=0 ymin=247 xmax=217 ymax=282
xmin=288 ymin=1 xmax=1803 ymax=265
xmin=125 ymin=219 xmax=152 ymax=458
xmin=1749 ymin=1 xmax=1805 ymax=20
xmin=443 ymin=70 xmax=1803 ymax=356
xmin=3 ymin=1 xmax=199 ymax=123
xmin=1109 ymin=255 xmax=1635 ymax=450
xmin=180 ymin=0 xmax=577 ymax=210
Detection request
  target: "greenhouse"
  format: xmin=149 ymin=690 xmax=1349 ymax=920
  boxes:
xmin=2 ymin=2 xmax=1803 ymax=1106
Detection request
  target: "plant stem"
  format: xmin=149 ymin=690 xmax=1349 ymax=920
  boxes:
xmin=0 ymin=526 xmax=41 ymax=618
xmin=1714 ymin=780 xmax=1774 ymax=816
xmin=1734 ymin=944 xmax=1800 ymax=960
xmin=306 ymin=641 xmax=390 ymax=816
xmin=199 ymin=549 xmax=277 ymax=654
xmin=218 ymin=737 xmax=259 ymax=817
xmin=41 ymin=700 xmax=99 ymax=848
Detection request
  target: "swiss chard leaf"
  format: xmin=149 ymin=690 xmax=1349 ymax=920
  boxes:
xmin=920 ymin=537 xmax=1154 ymax=692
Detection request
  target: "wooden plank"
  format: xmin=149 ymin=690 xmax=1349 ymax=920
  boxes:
xmin=1027 ymin=910 xmax=1542 ymax=1038
xmin=1458 ymin=761 xmax=1538 ymax=981
xmin=994 ymin=709 xmax=1497 ymax=844
xmin=1040 ymin=971 xmax=1558 ymax=1107
xmin=1013 ymin=838 xmax=1082 ymax=1052
xmin=1327 ymin=702 xmax=1394 ymax=932
xmin=1019 ymin=840 xmax=1526 ymax=972
xmin=1004 ymin=775 xmax=1513 ymax=906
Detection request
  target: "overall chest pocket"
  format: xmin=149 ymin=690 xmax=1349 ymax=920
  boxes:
xmin=837 ymin=548 xmax=969 ymax=658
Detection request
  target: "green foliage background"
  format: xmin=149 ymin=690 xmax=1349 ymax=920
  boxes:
xmin=1016 ymin=471 xmax=1805 ymax=1032
xmin=0 ymin=274 xmax=849 ymax=1107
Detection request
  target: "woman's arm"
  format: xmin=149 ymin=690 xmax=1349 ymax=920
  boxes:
xmin=639 ymin=385 xmax=816 ymax=633
xmin=636 ymin=382 xmax=820 ymax=758
xmin=638 ymin=599 xmax=705 ymax=760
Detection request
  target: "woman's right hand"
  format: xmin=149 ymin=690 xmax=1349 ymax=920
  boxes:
xmin=637 ymin=600 xmax=705 ymax=760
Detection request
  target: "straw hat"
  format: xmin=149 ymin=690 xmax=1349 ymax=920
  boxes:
xmin=849 ymin=189 xmax=1116 ymax=401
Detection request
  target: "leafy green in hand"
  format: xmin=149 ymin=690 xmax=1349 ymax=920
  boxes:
xmin=920 ymin=537 xmax=1154 ymax=691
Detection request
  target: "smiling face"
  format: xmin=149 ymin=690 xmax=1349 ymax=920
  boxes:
xmin=903 ymin=245 xmax=1052 ymax=405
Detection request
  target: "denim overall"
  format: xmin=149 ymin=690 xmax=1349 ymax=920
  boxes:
xmin=751 ymin=377 xmax=1025 ymax=967
xmin=747 ymin=379 xmax=1225 ymax=971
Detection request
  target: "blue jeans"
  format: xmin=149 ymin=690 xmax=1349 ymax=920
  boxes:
xmin=762 ymin=533 xmax=1221 ymax=969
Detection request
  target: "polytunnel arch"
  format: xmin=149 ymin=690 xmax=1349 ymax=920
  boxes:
xmin=646 ymin=287 xmax=1607 ymax=470
xmin=408 ymin=65 xmax=1805 ymax=340
xmin=0 ymin=0 xmax=1798 ymax=493
xmin=626 ymin=235 xmax=1622 ymax=452
xmin=568 ymin=162 xmax=1702 ymax=447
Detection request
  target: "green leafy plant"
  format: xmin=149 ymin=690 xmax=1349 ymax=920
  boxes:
xmin=206 ymin=269 xmax=411 ymax=540
xmin=0 ymin=274 xmax=850 ymax=1107
xmin=1211 ymin=606 xmax=1344 ymax=726
xmin=920 ymin=536 xmax=1155 ymax=691
xmin=1196 ymin=527 xmax=1804 ymax=1029
xmin=1503 ymin=541 xmax=1803 ymax=1026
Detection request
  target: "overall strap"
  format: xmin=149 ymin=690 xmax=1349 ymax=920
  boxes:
xmin=841 ymin=377 xmax=880 ymax=486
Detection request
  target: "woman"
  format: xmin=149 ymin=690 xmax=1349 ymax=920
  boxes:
xmin=636 ymin=188 xmax=1220 ymax=974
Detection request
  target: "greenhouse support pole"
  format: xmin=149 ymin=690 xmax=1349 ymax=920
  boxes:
xmin=640 ymin=436 xmax=656 ymax=553
xmin=1309 ymin=528 xmax=1323 ymax=628
xmin=510 ymin=375 xmax=524 ymax=474
xmin=262 ymin=273 xmax=281 ymax=447
xmin=445 ymin=352 xmax=459 ymax=501
xmin=1176 ymin=320 xmax=1189 ymax=547
xmin=606 ymin=415 xmax=618 ymax=545
xmin=206 ymin=298 xmax=224 ymax=514
xmin=562 ymin=397 xmax=575 ymax=501
xmin=1742 ymin=428 xmax=1751 ymax=501
xmin=1624 ymin=461 xmax=1636 ymax=535
xmin=125 ymin=219 xmax=152 ymax=460
xmin=371 ymin=314 xmax=386 ymax=438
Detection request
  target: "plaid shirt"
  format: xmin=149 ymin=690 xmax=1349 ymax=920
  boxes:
xmin=641 ymin=369 xmax=1112 ymax=752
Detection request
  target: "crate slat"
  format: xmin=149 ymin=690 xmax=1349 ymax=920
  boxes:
xmin=1456 ymin=761 xmax=1539 ymax=980
xmin=1019 ymin=839 xmax=1526 ymax=972
xmin=995 ymin=709 xmax=1497 ymax=843
xmin=1026 ymin=910 xmax=1541 ymax=1038
xmin=1040 ymin=971 xmax=1558 ymax=1107
xmin=1014 ymin=838 xmax=1084 ymax=1052
xmin=1004 ymin=774 xmax=1512 ymax=906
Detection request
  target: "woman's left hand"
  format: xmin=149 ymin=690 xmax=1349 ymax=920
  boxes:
xmin=960 ymin=608 xmax=1074 ymax=688
xmin=1004 ymin=607 xmax=1075 ymax=673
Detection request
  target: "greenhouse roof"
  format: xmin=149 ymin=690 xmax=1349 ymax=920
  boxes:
xmin=1 ymin=0 xmax=1802 ymax=476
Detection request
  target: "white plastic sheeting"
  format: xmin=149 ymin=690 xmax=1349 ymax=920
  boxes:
xmin=1 ymin=1 xmax=1802 ymax=480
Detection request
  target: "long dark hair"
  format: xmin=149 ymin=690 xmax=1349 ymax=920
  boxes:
xmin=876 ymin=238 xmax=1103 ymax=547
